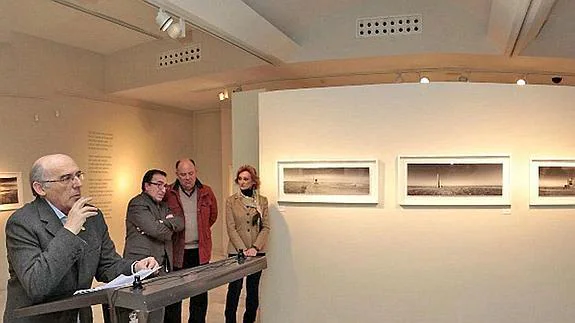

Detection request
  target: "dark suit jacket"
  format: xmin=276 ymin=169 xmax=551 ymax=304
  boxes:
xmin=3 ymin=197 xmax=133 ymax=323
xmin=123 ymin=192 xmax=183 ymax=271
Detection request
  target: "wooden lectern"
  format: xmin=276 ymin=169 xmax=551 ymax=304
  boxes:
xmin=14 ymin=256 xmax=267 ymax=322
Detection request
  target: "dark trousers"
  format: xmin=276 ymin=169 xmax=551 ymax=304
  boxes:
xmin=164 ymin=248 xmax=208 ymax=323
xmin=224 ymin=254 xmax=264 ymax=323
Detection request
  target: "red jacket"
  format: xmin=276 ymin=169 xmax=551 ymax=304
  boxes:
xmin=163 ymin=179 xmax=218 ymax=267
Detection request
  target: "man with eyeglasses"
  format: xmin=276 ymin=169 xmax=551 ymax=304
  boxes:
xmin=121 ymin=169 xmax=184 ymax=321
xmin=124 ymin=169 xmax=183 ymax=272
xmin=163 ymin=159 xmax=218 ymax=323
xmin=4 ymin=154 xmax=159 ymax=323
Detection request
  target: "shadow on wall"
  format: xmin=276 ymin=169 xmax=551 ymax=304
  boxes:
xmin=260 ymin=203 xmax=298 ymax=322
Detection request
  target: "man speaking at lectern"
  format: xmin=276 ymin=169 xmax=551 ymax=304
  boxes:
xmin=4 ymin=154 xmax=158 ymax=323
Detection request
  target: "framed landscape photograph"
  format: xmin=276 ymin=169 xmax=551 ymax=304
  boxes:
xmin=278 ymin=160 xmax=379 ymax=204
xmin=0 ymin=172 xmax=24 ymax=211
xmin=530 ymin=158 xmax=575 ymax=205
xmin=397 ymin=155 xmax=511 ymax=206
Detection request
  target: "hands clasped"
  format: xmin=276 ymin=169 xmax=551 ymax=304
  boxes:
xmin=244 ymin=248 xmax=258 ymax=257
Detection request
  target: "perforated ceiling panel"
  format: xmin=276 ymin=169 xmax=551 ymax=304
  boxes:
xmin=158 ymin=43 xmax=201 ymax=69
xmin=357 ymin=14 xmax=422 ymax=38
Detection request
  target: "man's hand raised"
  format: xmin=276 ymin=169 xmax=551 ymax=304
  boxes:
xmin=64 ymin=197 xmax=98 ymax=235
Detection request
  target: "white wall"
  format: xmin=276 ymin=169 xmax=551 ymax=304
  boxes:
xmin=258 ymin=83 xmax=575 ymax=323
xmin=192 ymin=109 xmax=225 ymax=255
xmin=220 ymin=102 xmax=233 ymax=251
xmin=232 ymin=89 xmax=264 ymax=171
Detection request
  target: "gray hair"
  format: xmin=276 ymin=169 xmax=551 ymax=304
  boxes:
xmin=29 ymin=161 xmax=45 ymax=196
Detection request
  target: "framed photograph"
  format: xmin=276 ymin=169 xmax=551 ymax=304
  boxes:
xmin=530 ymin=158 xmax=575 ymax=205
xmin=397 ymin=155 xmax=510 ymax=206
xmin=278 ymin=160 xmax=379 ymax=204
xmin=0 ymin=172 xmax=24 ymax=211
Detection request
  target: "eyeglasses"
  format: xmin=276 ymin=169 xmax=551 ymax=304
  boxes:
xmin=148 ymin=182 xmax=168 ymax=190
xmin=41 ymin=171 xmax=84 ymax=185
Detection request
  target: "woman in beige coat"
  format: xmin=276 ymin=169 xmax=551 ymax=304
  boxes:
xmin=225 ymin=165 xmax=270 ymax=323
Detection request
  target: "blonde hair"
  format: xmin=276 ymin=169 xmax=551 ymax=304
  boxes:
xmin=234 ymin=165 xmax=260 ymax=189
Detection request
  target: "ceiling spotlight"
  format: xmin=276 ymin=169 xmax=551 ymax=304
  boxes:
xmin=218 ymin=89 xmax=229 ymax=101
xmin=166 ymin=17 xmax=186 ymax=39
xmin=156 ymin=9 xmax=174 ymax=32
xmin=516 ymin=78 xmax=526 ymax=86
xmin=419 ymin=76 xmax=430 ymax=84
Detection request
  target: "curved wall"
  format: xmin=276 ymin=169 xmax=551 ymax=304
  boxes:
xmin=259 ymin=83 xmax=575 ymax=323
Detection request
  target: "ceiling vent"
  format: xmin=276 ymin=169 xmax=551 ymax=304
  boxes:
xmin=158 ymin=43 xmax=201 ymax=69
xmin=357 ymin=14 xmax=422 ymax=38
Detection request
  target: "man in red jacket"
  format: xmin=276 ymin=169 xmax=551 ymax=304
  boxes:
xmin=163 ymin=158 xmax=218 ymax=323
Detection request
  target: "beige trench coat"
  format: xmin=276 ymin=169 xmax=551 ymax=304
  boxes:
xmin=226 ymin=192 xmax=270 ymax=254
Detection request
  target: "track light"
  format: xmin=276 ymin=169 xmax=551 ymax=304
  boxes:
xmin=218 ymin=89 xmax=229 ymax=101
xmin=516 ymin=77 xmax=526 ymax=86
xmin=156 ymin=9 xmax=174 ymax=32
xmin=166 ymin=17 xmax=186 ymax=39
xmin=156 ymin=9 xmax=186 ymax=39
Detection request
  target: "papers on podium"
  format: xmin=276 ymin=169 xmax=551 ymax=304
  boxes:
xmin=73 ymin=266 xmax=160 ymax=295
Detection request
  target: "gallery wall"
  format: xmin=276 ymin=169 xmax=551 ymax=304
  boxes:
xmin=232 ymin=90 xmax=264 ymax=172
xmin=0 ymin=32 xmax=228 ymax=315
xmin=191 ymin=109 xmax=226 ymax=255
xmin=0 ymin=96 xmax=201 ymax=313
xmin=258 ymin=83 xmax=575 ymax=323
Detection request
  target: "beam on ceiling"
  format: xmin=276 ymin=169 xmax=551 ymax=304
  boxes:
xmin=144 ymin=0 xmax=300 ymax=65
xmin=511 ymin=0 xmax=558 ymax=56
xmin=487 ymin=0 xmax=532 ymax=56
xmin=52 ymin=0 xmax=162 ymax=40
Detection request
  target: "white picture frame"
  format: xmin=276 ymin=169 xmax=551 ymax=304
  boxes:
xmin=0 ymin=172 xmax=24 ymax=211
xmin=397 ymin=155 xmax=511 ymax=206
xmin=530 ymin=158 xmax=575 ymax=205
xmin=277 ymin=160 xmax=379 ymax=204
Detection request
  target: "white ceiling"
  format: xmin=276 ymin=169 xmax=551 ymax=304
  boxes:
xmin=2 ymin=0 xmax=575 ymax=110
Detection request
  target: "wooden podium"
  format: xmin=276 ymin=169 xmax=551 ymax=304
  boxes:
xmin=14 ymin=256 xmax=267 ymax=322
